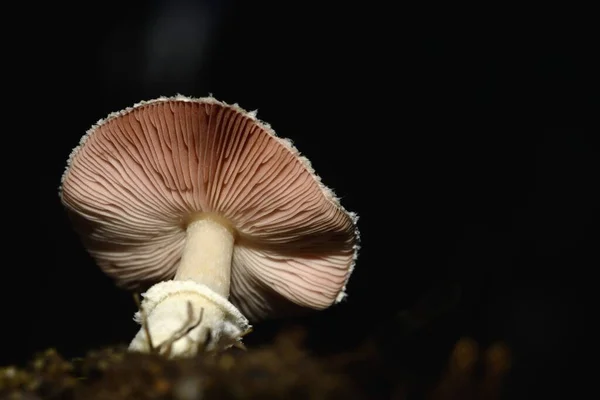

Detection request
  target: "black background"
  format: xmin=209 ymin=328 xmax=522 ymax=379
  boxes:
xmin=3 ymin=1 xmax=597 ymax=399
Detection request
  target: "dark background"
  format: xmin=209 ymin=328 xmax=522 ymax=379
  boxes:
xmin=3 ymin=1 xmax=597 ymax=399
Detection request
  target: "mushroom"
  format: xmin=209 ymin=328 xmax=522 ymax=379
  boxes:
xmin=59 ymin=95 xmax=359 ymax=357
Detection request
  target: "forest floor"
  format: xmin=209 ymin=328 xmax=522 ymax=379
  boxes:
xmin=0 ymin=324 xmax=510 ymax=400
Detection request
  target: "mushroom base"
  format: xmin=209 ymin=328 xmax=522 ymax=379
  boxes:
xmin=129 ymin=280 xmax=250 ymax=358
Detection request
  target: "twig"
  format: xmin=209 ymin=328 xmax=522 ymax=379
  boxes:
xmin=158 ymin=302 xmax=204 ymax=357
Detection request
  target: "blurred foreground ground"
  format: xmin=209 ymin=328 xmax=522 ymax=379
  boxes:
xmin=1 ymin=326 xmax=510 ymax=400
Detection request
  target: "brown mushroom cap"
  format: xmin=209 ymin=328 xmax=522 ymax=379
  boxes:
xmin=60 ymin=95 xmax=359 ymax=321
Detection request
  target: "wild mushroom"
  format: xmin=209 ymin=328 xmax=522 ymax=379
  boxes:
xmin=59 ymin=95 xmax=359 ymax=357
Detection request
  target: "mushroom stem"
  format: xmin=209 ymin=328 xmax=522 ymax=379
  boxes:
xmin=129 ymin=215 xmax=246 ymax=358
xmin=174 ymin=215 xmax=235 ymax=298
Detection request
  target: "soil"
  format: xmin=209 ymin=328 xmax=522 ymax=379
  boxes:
xmin=0 ymin=326 xmax=510 ymax=400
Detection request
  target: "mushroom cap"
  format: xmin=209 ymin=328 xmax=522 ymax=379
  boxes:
xmin=60 ymin=95 xmax=359 ymax=321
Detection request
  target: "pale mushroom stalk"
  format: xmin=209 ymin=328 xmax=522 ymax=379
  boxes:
xmin=128 ymin=215 xmax=245 ymax=356
xmin=175 ymin=215 xmax=235 ymax=296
